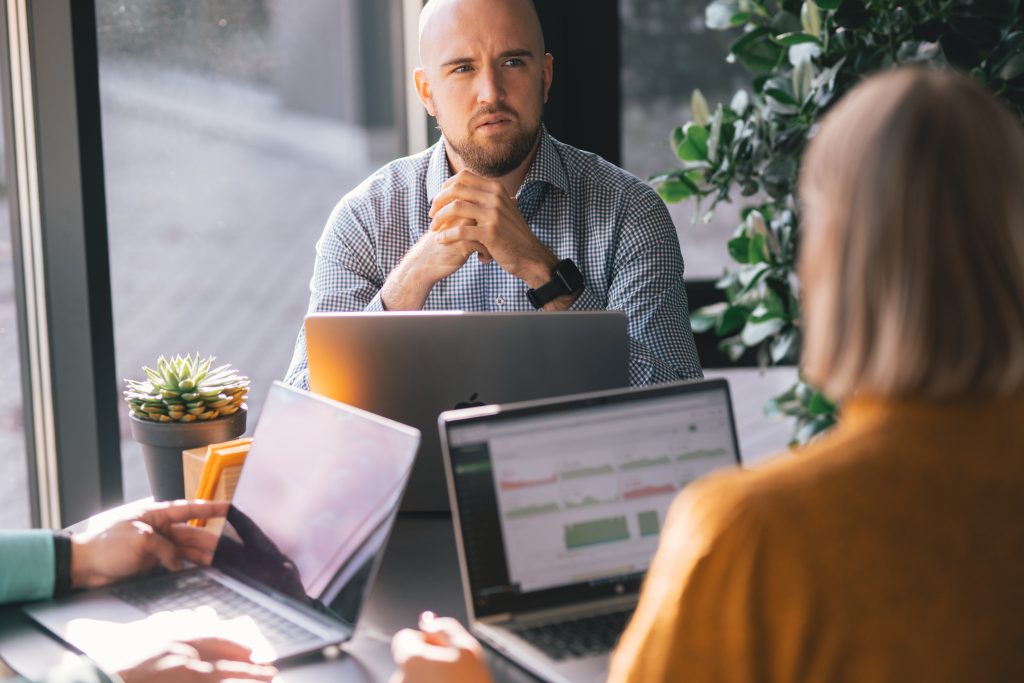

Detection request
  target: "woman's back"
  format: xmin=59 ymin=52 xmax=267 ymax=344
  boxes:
xmin=610 ymin=395 xmax=1024 ymax=682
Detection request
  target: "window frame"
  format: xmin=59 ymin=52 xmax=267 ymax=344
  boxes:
xmin=1 ymin=0 xmax=121 ymax=528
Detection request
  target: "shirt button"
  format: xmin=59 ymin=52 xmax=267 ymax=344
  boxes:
xmin=495 ymin=296 xmax=505 ymax=307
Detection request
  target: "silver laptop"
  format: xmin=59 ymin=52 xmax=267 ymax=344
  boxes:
xmin=439 ymin=379 xmax=741 ymax=683
xmin=305 ymin=311 xmax=629 ymax=512
xmin=24 ymin=382 xmax=420 ymax=666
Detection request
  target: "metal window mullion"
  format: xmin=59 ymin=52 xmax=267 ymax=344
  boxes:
xmin=5 ymin=0 xmax=59 ymax=529
xmin=401 ymin=0 xmax=428 ymax=154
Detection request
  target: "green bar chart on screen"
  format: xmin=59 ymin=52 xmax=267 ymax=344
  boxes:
xmin=564 ymin=516 xmax=630 ymax=549
xmin=638 ymin=510 xmax=660 ymax=536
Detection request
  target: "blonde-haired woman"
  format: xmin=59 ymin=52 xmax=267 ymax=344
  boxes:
xmin=390 ymin=67 xmax=1024 ymax=683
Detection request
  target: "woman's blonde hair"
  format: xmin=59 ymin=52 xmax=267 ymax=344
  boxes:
xmin=799 ymin=67 xmax=1024 ymax=401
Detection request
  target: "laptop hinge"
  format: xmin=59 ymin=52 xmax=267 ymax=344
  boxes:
xmin=478 ymin=594 xmax=637 ymax=627
xmin=478 ymin=613 xmax=512 ymax=625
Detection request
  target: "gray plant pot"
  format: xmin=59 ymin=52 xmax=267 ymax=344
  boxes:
xmin=129 ymin=409 xmax=247 ymax=501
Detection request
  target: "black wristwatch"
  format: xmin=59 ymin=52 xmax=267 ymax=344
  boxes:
xmin=527 ymin=258 xmax=584 ymax=309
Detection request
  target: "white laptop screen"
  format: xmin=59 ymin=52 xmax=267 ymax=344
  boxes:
xmin=212 ymin=383 xmax=419 ymax=617
xmin=445 ymin=381 xmax=740 ymax=618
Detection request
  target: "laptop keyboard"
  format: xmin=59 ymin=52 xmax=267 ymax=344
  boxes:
xmin=512 ymin=608 xmax=633 ymax=661
xmin=112 ymin=572 xmax=320 ymax=649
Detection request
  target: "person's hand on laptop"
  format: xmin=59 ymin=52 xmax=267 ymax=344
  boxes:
xmin=70 ymin=500 xmax=228 ymax=589
xmin=391 ymin=611 xmax=493 ymax=683
xmin=118 ymin=637 xmax=277 ymax=683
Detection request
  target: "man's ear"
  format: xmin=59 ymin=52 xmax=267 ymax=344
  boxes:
xmin=414 ymin=67 xmax=436 ymax=117
xmin=542 ymin=53 xmax=554 ymax=104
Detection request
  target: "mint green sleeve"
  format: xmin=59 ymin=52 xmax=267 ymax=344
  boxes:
xmin=0 ymin=530 xmax=56 ymax=603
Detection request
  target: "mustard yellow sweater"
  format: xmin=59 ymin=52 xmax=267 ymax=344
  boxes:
xmin=609 ymin=396 xmax=1024 ymax=682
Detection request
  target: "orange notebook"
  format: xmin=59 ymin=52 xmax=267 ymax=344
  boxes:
xmin=183 ymin=437 xmax=252 ymax=527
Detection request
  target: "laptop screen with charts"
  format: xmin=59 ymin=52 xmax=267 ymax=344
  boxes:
xmin=24 ymin=382 xmax=420 ymax=666
xmin=305 ymin=311 xmax=630 ymax=512
xmin=438 ymin=379 xmax=740 ymax=683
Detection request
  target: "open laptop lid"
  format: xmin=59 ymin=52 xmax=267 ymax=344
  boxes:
xmin=212 ymin=382 xmax=420 ymax=625
xmin=305 ymin=311 xmax=629 ymax=513
xmin=439 ymin=379 xmax=740 ymax=621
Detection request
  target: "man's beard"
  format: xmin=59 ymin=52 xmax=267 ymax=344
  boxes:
xmin=441 ymin=105 xmax=540 ymax=177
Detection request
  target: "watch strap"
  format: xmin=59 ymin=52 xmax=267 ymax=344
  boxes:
xmin=527 ymin=259 xmax=583 ymax=309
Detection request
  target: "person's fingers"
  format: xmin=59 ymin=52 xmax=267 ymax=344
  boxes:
xmin=141 ymin=500 xmax=230 ymax=529
xmin=178 ymin=545 xmax=217 ymax=567
xmin=429 ymin=616 xmax=482 ymax=652
xmin=167 ymin=523 xmax=222 ymax=555
xmin=391 ymin=628 xmax=425 ymax=665
xmin=209 ymin=660 xmax=278 ymax=681
xmin=430 ymin=183 xmax=500 ymax=217
xmin=430 ymin=198 xmax=489 ymax=232
xmin=433 ymin=228 xmax=492 ymax=259
xmin=138 ymin=524 xmax=184 ymax=573
xmin=185 ymin=637 xmax=254 ymax=662
xmin=435 ymin=225 xmax=476 ymax=245
xmin=419 ymin=611 xmax=450 ymax=647
xmin=392 ymin=616 xmax=493 ymax=683
xmin=117 ymin=643 xmax=199 ymax=683
xmin=441 ymin=169 xmax=503 ymax=193
xmin=429 ymin=216 xmax=476 ymax=233
xmin=468 ymin=241 xmax=493 ymax=261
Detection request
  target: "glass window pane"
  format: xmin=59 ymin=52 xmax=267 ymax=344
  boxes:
xmin=96 ymin=0 xmax=405 ymax=499
xmin=620 ymin=0 xmax=747 ymax=280
xmin=0 ymin=115 xmax=31 ymax=528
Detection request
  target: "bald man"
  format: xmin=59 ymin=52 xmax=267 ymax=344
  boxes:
xmin=284 ymin=0 xmax=701 ymax=388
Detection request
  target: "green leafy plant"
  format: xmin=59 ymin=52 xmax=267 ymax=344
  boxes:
xmin=653 ymin=0 xmax=1024 ymax=443
xmin=124 ymin=354 xmax=249 ymax=423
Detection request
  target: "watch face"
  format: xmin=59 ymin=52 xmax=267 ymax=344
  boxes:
xmin=556 ymin=259 xmax=584 ymax=292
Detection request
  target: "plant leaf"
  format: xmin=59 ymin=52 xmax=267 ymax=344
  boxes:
xmin=728 ymin=235 xmax=752 ymax=263
xmin=730 ymin=27 xmax=785 ymax=73
xmin=800 ymin=0 xmax=821 ymax=36
xmin=655 ymin=176 xmax=696 ymax=203
xmin=676 ymin=123 xmax=710 ymax=161
xmin=691 ymin=302 xmax=727 ymax=333
xmin=773 ymin=32 xmax=820 ymax=46
xmin=691 ymin=89 xmax=712 ymax=126
xmin=770 ymin=328 xmax=799 ymax=363
xmin=741 ymin=317 xmax=785 ymax=346
xmin=807 ymin=390 xmax=836 ymax=416
xmin=717 ymin=305 xmax=750 ymax=336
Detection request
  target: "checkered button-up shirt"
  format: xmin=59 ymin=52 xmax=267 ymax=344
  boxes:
xmin=285 ymin=130 xmax=702 ymax=388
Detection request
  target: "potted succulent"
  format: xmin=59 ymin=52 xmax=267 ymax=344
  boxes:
xmin=124 ymin=354 xmax=249 ymax=500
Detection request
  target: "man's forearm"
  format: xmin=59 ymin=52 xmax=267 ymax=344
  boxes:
xmin=380 ymin=258 xmax=435 ymax=310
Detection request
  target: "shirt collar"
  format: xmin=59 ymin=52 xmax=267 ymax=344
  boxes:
xmin=425 ymin=126 xmax=570 ymax=202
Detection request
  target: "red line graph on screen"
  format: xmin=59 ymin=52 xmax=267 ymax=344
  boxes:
xmin=499 ymin=474 xmax=558 ymax=491
xmin=622 ymin=483 xmax=676 ymax=500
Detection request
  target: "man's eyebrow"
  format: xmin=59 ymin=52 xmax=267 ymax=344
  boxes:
xmin=441 ymin=56 xmax=474 ymax=68
xmin=440 ymin=49 xmax=534 ymax=69
xmin=498 ymin=49 xmax=533 ymax=60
